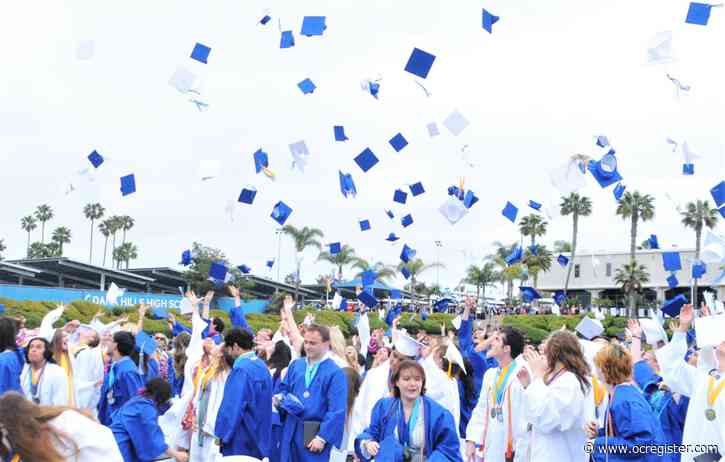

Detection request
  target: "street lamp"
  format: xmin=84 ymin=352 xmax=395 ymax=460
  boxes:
xmin=275 ymin=228 xmax=283 ymax=283
xmin=434 ymin=241 xmax=442 ymax=288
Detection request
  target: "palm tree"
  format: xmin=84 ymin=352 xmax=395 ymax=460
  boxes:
xmin=614 ymin=262 xmax=650 ymax=312
xmin=519 ymin=214 xmax=548 ymax=247
xmin=522 ymin=245 xmax=553 ymax=288
xmin=51 ymin=227 xmax=72 ymax=256
xmin=120 ymin=215 xmax=135 ymax=245
xmin=107 ymin=216 xmax=124 ymax=267
xmin=615 ymin=191 xmax=655 ymax=317
xmin=352 ymin=259 xmax=396 ymax=283
xmin=0 ymin=238 xmax=5 ymax=260
xmin=317 ymin=245 xmax=357 ymax=279
xmin=462 ymin=262 xmax=499 ymax=301
xmin=560 ymin=193 xmax=592 ymax=296
xmin=20 ymin=215 xmax=37 ymax=257
xmin=83 ymin=203 xmax=105 ymax=264
xmin=397 ymin=258 xmax=444 ymax=303
xmin=553 ymin=240 xmax=572 ymax=253
xmin=281 ymin=225 xmax=324 ymax=303
xmin=34 ymin=204 xmax=54 ymax=243
xmin=98 ymin=220 xmax=111 ymax=267
xmin=114 ymin=242 xmax=138 ymax=269
xmin=680 ymin=200 xmax=720 ymax=305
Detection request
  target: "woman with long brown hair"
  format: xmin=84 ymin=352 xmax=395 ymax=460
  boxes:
xmin=517 ymin=330 xmax=595 ymax=461
xmin=0 ymin=391 xmax=122 ymax=462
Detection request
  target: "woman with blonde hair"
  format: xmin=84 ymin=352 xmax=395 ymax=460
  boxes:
xmin=328 ymin=326 xmax=351 ymax=368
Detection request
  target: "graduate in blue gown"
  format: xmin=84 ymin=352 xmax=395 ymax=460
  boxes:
xmin=110 ymin=378 xmax=188 ymax=462
xmin=214 ymin=327 xmax=273 ymax=459
xmin=0 ymin=317 xmax=24 ymax=395
xmin=268 ymin=340 xmax=293 ymax=462
xmin=458 ymin=301 xmax=497 ymax=404
xmin=278 ymin=324 xmax=348 ymax=462
xmin=354 ymin=359 xmax=462 ymax=462
xmin=98 ymin=331 xmax=145 ymax=426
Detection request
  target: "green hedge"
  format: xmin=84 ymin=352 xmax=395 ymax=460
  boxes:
xmin=503 ymin=314 xmax=627 ymax=343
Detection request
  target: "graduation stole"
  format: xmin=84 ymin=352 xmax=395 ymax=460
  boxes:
xmin=58 ymin=352 xmax=75 ymax=406
xmin=591 ymin=375 xmax=606 ymax=407
xmin=480 ymin=375 xmax=515 ymax=458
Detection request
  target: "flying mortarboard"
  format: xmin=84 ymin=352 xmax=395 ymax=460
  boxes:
xmin=238 ymin=264 xmax=251 ymax=274
xmin=260 ymin=15 xmax=271 ymax=25
xmin=662 ymin=251 xmax=682 ymax=272
xmin=359 ymin=219 xmax=371 ymax=231
xmin=106 ymin=283 xmax=125 ymax=305
xmin=520 ymin=286 xmax=541 ymax=303
xmin=528 ymin=200 xmax=542 ymax=211
xmin=266 ymin=260 xmax=275 ymax=268
xmin=409 ymin=182 xmax=425 ymax=196
xmin=334 ymin=126 xmax=348 ymax=142
xmin=354 ymin=148 xmax=379 ymax=172
xmin=685 ymin=2 xmax=716 ymax=25
xmin=502 ymin=201 xmax=518 ymax=223
xmin=389 ymin=133 xmax=408 ymax=152
xmin=463 ymin=190 xmax=478 ymax=209
xmin=588 ymin=152 xmax=622 ymax=188
xmin=393 ymin=189 xmax=408 ymax=204
xmin=694 ymin=314 xmax=725 ymax=348
xmin=482 ymin=8 xmax=499 ymax=33
xmin=595 ymin=135 xmax=610 ymax=148
xmin=440 ymin=197 xmax=467 ymax=225
xmin=401 ymin=214 xmax=413 ymax=227
xmin=289 ymin=140 xmax=310 ymax=172
xmin=639 ymin=318 xmax=668 ymax=346
xmin=647 ymin=235 xmax=659 ymax=249
xmin=711 ymin=180 xmax=725 ymax=208
xmin=135 ymin=331 xmax=158 ymax=357
xmin=357 ymin=290 xmax=378 ymax=309
xmin=662 ymin=294 xmax=687 ymax=317
xmin=386 ymin=210 xmax=395 ymax=220
xmin=394 ymin=334 xmax=422 ymax=358
xmin=168 ymin=67 xmax=197 ymax=93
xmin=180 ymin=250 xmax=193 ymax=266
xmin=328 ymin=242 xmax=341 ymax=255
xmin=301 ymin=16 xmax=327 ymax=36
xmin=120 ymin=174 xmax=136 ymax=196
xmin=575 ymin=316 xmax=604 ymax=340
xmin=667 ymin=274 xmax=678 ymax=288
xmin=253 ymin=149 xmax=269 ymax=173
xmin=443 ymin=110 xmax=469 ymax=136
xmin=190 ymin=42 xmax=211 ymax=64
xmin=683 ymin=163 xmax=694 ymax=175
xmin=390 ymin=289 xmax=402 ymax=300
xmin=505 ymin=246 xmax=523 ymax=265
xmin=400 ymin=266 xmax=411 ymax=279
xmin=404 ymin=47 xmax=436 ymax=79
xmin=554 ymin=290 xmax=567 ymax=306
xmin=613 ymin=183 xmax=626 ymax=201
xmin=692 ymin=261 xmax=707 ymax=279
xmin=557 ymin=254 xmax=569 ymax=267
xmin=238 ymin=187 xmax=257 ymax=204
xmin=271 ymin=201 xmax=293 ymax=225
xmin=647 ymin=31 xmax=675 ymax=65
xmin=400 ymin=244 xmax=416 ymax=263
xmin=433 ymin=298 xmax=451 ymax=312
xmin=209 ymin=261 xmax=228 ymax=281
xmin=339 ymin=171 xmax=357 ymax=198
xmin=280 ymin=31 xmax=295 ymax=48
xmin=361 ymin=270 xmax=377 ymax=287
xmin=427 ymin=122 xmax=440 ymax=137
xmin=88 ymin=150 xmax=104 ymax=168
xmin=298 ymin=78 xmax=316 ymax=94
xmin=386 ymin=232 xmax=400 ymax=242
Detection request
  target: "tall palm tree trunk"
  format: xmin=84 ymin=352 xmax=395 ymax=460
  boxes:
xmin=26 ymin=232 xmax=31 ymax=257
xmin=294 ymin=258 xmax=301 ymax=304
xmin=41 ymin=222 xmax=46 ymax=244
xmin=564 ymin=215 xmax=579 ymax=295
xmin=628 ymin=215 xmax=638 ymax=318
xmin=89 ymin=219 xmax=95 ymax=263
xmin=111 ymin=234 xmax=117 ymax=267
xmin=693 ymin=227 xmax=702 ymax=306
xmin=102 ymin=236 xmax=108 ymax=267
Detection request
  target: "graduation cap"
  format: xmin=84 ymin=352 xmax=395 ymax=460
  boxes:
xmin=666 ymin=273 xmax=679 ymax=288
xmin=334 ymin=126 xmax=348 ymax=142
xmin=575 ymin=316 xmax=604 ymax=340
xmin=400 ymin=244 xmax=416 ymax=263
xmin=662 ymin=294 xmax=688 ymax=317
xmin=482 ymin=8 xmax=499 ymax=33
xmin=289 ymin=140 xmax=311 ymax=172
xmin=354 ymin=148 xmax=379 ymax=172
xmin=300 ymin=16 xmax=326 ymax=36
xmin=694 ymin=314 xmax=725 ymax=348
xmin=168 ymin=66 xmax=197 ymax=93
xmin=88 ymin=150 xmax=104 ymax=168
xmin=389 ymin=133 xmax=408 ymax=152
xmin=404 ymin=47 xmax=436 ymax=79
xmin=662 ymin=251 xmax=682 ymax=272
xmin=501 ymin=201 xmax=518 ymax=223
xmin=639 ymin=318 xmax=668 ymax=346
xmin=409 ymin=182 xmax=425 ymax=196
xmin=588 ymin=152 xmax=622 ymax=188
xmin=528 ymin=200 xmax=542 ymax=211
xmin=393 ymin=189 xmax=408 ymax=204
xmin=505 ymin=246 xmax=523 ymax=265
xmin=702 ymin=230 xmax=725 ymax=263
xmin=238 ymin=187 xmax=257 ymax=204
xmin=106 ymin=282 xmax=125 ymax=305
xmin=190 ymin=42 xmax=211 ymax=64
xmin=390 ymin=289 xmax=402 ymax=300
xmin=150 ymin=307 xmax=168 ymax=320
xmin=280 ymin=31 xmax=295 ymax=48
xmin=253 ymin=149 xmax=270 ymax=174
xmin=692 ymin=261 xmax=707 ymax=279
xmin=180 ymin=250 xmax=193 ymax=266
xmin=266 ymin=259 xmax=275 ymax=269
xmin=386 ymin=210 xmax=395 ymax=220
xmin=520 ymin=287 xmax=541 ymax=303
xmin=271 ymin=201 xmax=293 ymax=225
xmin=710 ymin=180 xmax=725 ymax=208
xmin=557 ymin=254 xmax=569 ymax=267
xmin=443 ymin=110 xmax=469 ymax=136
xmin=685 ymin=2 xmax=717 ymax=25
xmin=339 ymin=171 xmax=357 ymax=198
xmin=683 ymin=163 xmax=694 ymax=175
xmin=238 ymin=264 xmax=251 ymax=274
xmin=613 ymin=183 xmax=626 ymax=201
xmin=647 ymin=235 xmax=659 ymax=250
xmin=647 ymin=31 xmax=675 ymax=65
xmin=394 ymin=333 xmax=422 ymax=358
xmin=427 ymin=122 xmax=440 ymax=137
xmin=328 ymin=242 xmax=341 ymax=255
xmin=362 ymin=270 xmax=377 ymax=287
xmin=357 ymin=290 xmax=378 ymax=309
xmin=384 ymin=304 xmax=401 ymax=325
xmin=401 ymin=214 xmax=413 ymax=228
xmin=209 ymin=261 xmax=228 ymax=281
xmin=259 ymin=14 xmax=272 ymax=25
xmin=596 ymin=135 xmax=610 ymax=148
xmin=120 ymin=174 xmax=136 ymax=196
xmin=386 ymin=232 xmax=400 ymax=242
xmin=554 ymin=290 xmax=567 ymax=306
xmin=400 ymin=266 xmax=411 ymax=279
xmin=433 ymin=298 xmax=452 ymax=312
xmin=463 ymin=190 xmax=479 ymax=209
xmin=440 ymin=197 xmax=468 ymax=225
xmin=359 ymin=219 xmax=371 ymax=231
xmin=297 ymin=78 xmax=316 ymax=94
xmin=528 ymin=245 xmax=539 ymax=256
xmin=135 ymin=331 xmax=158 ymax=357
xmin=332 ymin=292 xmax=348 ymax=311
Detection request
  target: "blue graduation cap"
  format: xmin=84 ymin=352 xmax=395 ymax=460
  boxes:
xmin=505 ymin=246 xmax=523 ymax=265
xmin=386 ymin=232 xmax=400 ymax=242
xmin=595 ymin=135 xmax=610 ymax=148
xmin=359 ymin=219 xmax=371 ymax=231
xmin=328 ymin=242 xmax=341 ymax=255
xmin=389 ymin=133 xmax=408 ymax=152
xmin=368 ymin=81 xmax=381 ymax=99
xmin=390 ymin=289 xmax=402 ymax=300
xmin=588 ymin=152 xmax=622 ymax=188
xmin=420 ymin=308 xmax=429 ymax=321
xmin=692 ymin=261 xmax=706 ymax=279
xmin=88 ymin=150 xmax=104 ymax=168
xmin=209 ymin=261 xmax=228 ymax=281
xmin=647 ymin=234 xmax=659 ymax=250
xmin=298 ymin=78 xmax=316 ymax=94
xmin=686 ymin=2 xmax=714 ymax=25
xmin=662 ymin=251 xmax=682 ymax=272
xmin=260 ymin=15 xmax=272 ymax=25
xmin=683 ymin=163 xmax=694 ymax=175
xmin=464 ymin=190 xmax=479 ymax=209
xmin=528 ymin=200 xmax=542 ymax=211
xmin=301 ymin=16 xmax=326 ymax=36
xmin=662 ymin=294 xmax=688 ymax=318
xmin=554 ymin=290 xmax=567 ymax=306
xmin=357 ymin=291 xmax=379 ymax=309
xmin=409 ymin=182 xmax=425 ymax=196
xmin=362 ymin=270 xmax=377 ymax=287
xmin=482 ymin=9 xmax=499 ymax=33
xmin=271 ymin=201 xmax=293 ymax=225
xmin=238 ymin=264 xmax=251 ymax=274
xmin=280 ymin=31 xmax=295 ymax=48
xmin=711 ymin=180 xmax=725 ymax=208
xmin=238 ymin=187 xmax=257 ymax=204
xmin=557 ymin=254 xmax=569 ymax=267
xmin=334 ymin=126 xmax=348 ymax=142
xmin=337 ymin=298 xmax=348 ymax=312
xmin=528 ymin=245 xmax=539 ymax=256
xmin=339 ymin=171 xmax=357 ymax=198
xmin=151 ymin=307 xmax=168 ymax=320
xmin=613 ymin=183 xmax=626 ymax=201
xmin=393 ymin=189 xmax=408 ymax=204
xmin=354 ymin=148 xmax=379 ymax=172
xmin=400 ymin=266 xmax=411 ymax=279
xmin=135 ymin=331 xmax=158 ymax=357
xmin=400 ymin=244 xmax=416 ymax=263
xmin=404 ymin=47 xmax=436 ymax=79
xmin=190 ymin=42 xmax=211 ymax=64
xmin=666 ymin=273 xmax=678 ymax=288
xmin=502 ymin=201 xmax=518 ymax=223
xmin=180 ymin=250 xmax=193 ymax=266
xmin=520 ymin=286 xmax=541 ymax=302
xmin=386 ymin=210 xmax=395 ymax=220
xmin=433 ymin=298 xmax=452 ymax=312
xmin=266 ymin=259 xmax=275 ymax=269
xmin=448 ymin=185 xmax=464 ymax=200
xmin=384 ymin=304 xmax=401 ymax=325
xmin=120 ymin=174 xmax=136 ymax=196
xmin=401 ymin=214 xmax=413 ymax=228
xmin=253 ymin=149 xmax=269 ymax=173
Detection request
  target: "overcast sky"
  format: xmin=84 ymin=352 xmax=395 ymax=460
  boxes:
xmin=1 ymin=0 xmax=723 ymax=295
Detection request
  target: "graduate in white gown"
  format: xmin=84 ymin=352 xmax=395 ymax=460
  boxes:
xmin=70 ymin=325 xmax=105 ymax=412
xmin=655 ymin=304 xmax=725 ymax=462
xmin=20 ymin=337 xmax=69 ymax=406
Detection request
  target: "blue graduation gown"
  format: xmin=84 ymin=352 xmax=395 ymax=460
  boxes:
xmin=110 ymin=396 xmax=168 ymax=462
xmin=456 ymin=378 xmax=475 ymax=439
xmin=270 ymin=373 xmax=285 ymax=462
xmin=458 ymin=318 xmax=497 ymax=405
xmin=354 ymin=396 xmax=462 ymax=462
xmin=229 ymin=306 xmax=253 ymax=334
xmin=0 ymin=349 xmax=24 ymax=395
xmin=98 ymin=356 xmax=145 ymax=426
xmin=142 ymin=357 xmax=159 ymax=383
xmin=592 ymin=384 xmax=666 ymax=462
xmin=279 ymin=357 xmax=348 ymax=462
xmin=214 ymin=355 xmax=273 ymax=459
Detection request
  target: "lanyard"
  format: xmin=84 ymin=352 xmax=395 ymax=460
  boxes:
xmin=493 ymin=361 xmax=516 ymax=406
xmin=544 ymin=367 xmax=566 ymax=386
xmin=592 ymin=375 xmax=606 ymax=407
xmin=305 ymin=360 xmax=321 ymax=389
xmin=28 ymin=364 xmax=47 ymax=401
xmin=397 ymin=398 xmax=421 ymax=447
xmin=234 ymin=351 xmax=256 ymax=368
xmin=108 ymin=357 xmax=130 ymax=388
xmin=605 ymin=382 xmax=636 ymax=437
xmin=707 ymin=376 xmax=725 ymax=407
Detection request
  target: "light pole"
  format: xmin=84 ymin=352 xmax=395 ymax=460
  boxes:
xmin=434 ymin=240 xmax=442 ymax=289
xmin=275 ymin=228 xmax=283 ymax=283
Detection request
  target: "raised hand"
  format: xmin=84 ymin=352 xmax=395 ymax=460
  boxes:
xmin=523 ymin=345 xmax=548 ymax=379
xmin=517 ymin=367 xmax=531 ymax=389
xmin=186 ymin=290 xmax=201 ymax=306
xmin=203 ymin=290 xmax=214 ymax=305
xmin=627 ymin=319 xmax=641 ymax=338
xmin=283 ymin=295 xmax=295 ymax=312
xmin=678 ymin=304 xmax=694 ymax=332
xmin=228 ymin=285 xmax=240 ymax=299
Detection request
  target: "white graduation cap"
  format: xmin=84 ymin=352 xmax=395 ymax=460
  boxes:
xmin=106 ymin=282 xmax=125 ymax=306
xmin=638 ymin=318 xmax=668 ymax=346
xmin=551 ymin=304 xmax=561 ymax=315
xmin=332 ymin=292 xmax=346 ymax=310
xmin=681 ymin=141 xmax=700 ymax=165
xmin=439 ymin=197 xmax=468 ymax=225
xmin=445 ymin=342 xmax=467 ymax=374
xmin=358 ymin=312 xmax=371 ymax=358
xmin=199 ymin=159 xmax=221 ymax=181
xmin=378 ymin=308 xmax=385 ymax=320
xmin=593 ymin=307 xmax=605 ymax=321
xmin=443 ymin=110 xmax=469 ymax=136
xmin=647 ymin=31 xmax=675 ymax=65
xmin=289 ymin=140 xmax=311 ymax=172
xmin=550 ymin=158 xmax=588 ymax=195
xmin=169 ymin=66 xmax=198 ymax=93
xmin=451 ymin=315 xmax=462 ymax=330
xmin=704 ymin=291 xmax=717 ymax=312
xmin=694 ymin=314 xmax=725 ymax=348
xmin=76 ymin=40 xmax=94 ymax=60
xmin=394 ymin=332 xmax=423 ymax=358
xmin=575 ymin=316 xmax=604 ymax=340
xmin=179 ymin=297 xmax=194 ymax=315
xmin=701 ymin=230 xmax=725 ymax=264
xmin=579 ymin=338 xmax=606 ymax=369
xmin=427 ymin=122 xmax=440 ymax=137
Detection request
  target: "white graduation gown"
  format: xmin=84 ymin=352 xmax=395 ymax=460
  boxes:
xmin=20 ymin=362 xmax=69 ymax=406
xmin=466 ymin=363 xmax=530 ymax=462
xmin=189 ymin=370 xmax=229 ymax=462
xmin=49 ymin=409 xmax=123 ymax=461
xmin=523 ymin=371 xmax=595 ymax=462
xmin=71 ymin=346 xmax=105 ymax=412
xmin=656 ymin=331 xmax=725 ymax=462
xmin=420 ymin=356 xmax=461 ymax=432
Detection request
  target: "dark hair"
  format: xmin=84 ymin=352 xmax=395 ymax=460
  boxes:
xmin=212 ymin=317 xmax=225 ymax=334
xmin=113 ymin=331 xmax=135 ymax=357
xmin=305 ymin=324 xmax=330 ymax=342
xmin=86 ymin=330 xmax=100 ymax=349
xmin=143 ymin=377 xmax=172 ymax=407
xmin=268 ymin=341 xmax=292 ymax=380
xmin=442 ymin=356 xmax=475 ymax=404
xmin=391 ymin=359 xmax=426 ymax=398
xmin=49 ymin=329 xmax=67 ymax=364
xmin=173 ymin=332 xmax=191 ymax=379
xmin=0 ymin=317 xmax=18 ymax=351
xmin=24 ymin=338 xmax=55 ymax=364
xmin=342 ymin=367 xmax=362 ymax=420
xmin=545 ymin=330 xmax=592 ymax=394
xmin=224 ymin=327 xmax=254 ymax=351
xmin=500 ymin=326 xmax=524 ymax=359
